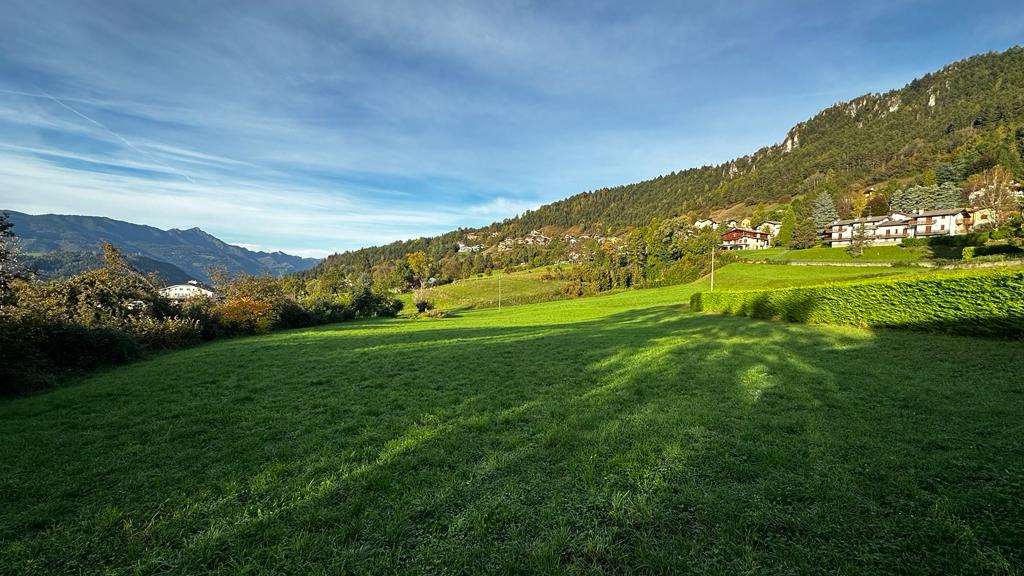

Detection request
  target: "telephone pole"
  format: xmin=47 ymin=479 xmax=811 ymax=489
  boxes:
xmin=710 ymin=246 xmax=715 ymax=292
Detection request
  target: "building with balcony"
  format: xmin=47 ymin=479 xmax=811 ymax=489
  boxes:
xmin=721 ymin=227 xmax=771 ymax=250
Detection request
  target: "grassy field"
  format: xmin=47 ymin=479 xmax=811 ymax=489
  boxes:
xmin=3 ymin=277 xmax=1023 ymax=574
xmin=688 ymin=262 xmax=910 ymax=291
xmin=731 ymin=245 xmax=926 ymax=262
xmin=400 ymin=268 xmax=572 ymax=313
xmin=406 ymin=262 xmax=914 ymax=313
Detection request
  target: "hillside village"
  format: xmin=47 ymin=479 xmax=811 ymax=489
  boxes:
xmin=455 ymin=192 xmax=1018 ymax=260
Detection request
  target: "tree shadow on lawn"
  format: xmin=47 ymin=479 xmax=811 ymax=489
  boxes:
xmin=2 ymin=309 xmax=1023 ymax=574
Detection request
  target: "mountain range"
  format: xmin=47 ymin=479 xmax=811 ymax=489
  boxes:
xmin=3 ymin=211 xmax=320 ymax=283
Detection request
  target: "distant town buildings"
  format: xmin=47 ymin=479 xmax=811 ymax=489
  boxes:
xmin=159 ymin=280 xmax=216 ymax=301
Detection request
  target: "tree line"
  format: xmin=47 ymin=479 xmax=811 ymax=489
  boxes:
xmin=0 ymin=215 xmax=403 ymax=395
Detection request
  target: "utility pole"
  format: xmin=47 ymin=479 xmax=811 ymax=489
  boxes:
xmin=710 ymin=246 xmax=715 ymax=292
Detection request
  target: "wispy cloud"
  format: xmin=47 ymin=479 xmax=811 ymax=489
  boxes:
xmin=0 ymin=0 xmax=1019 ymax=255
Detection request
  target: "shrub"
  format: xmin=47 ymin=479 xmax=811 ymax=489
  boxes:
xmin=413 ymin=289 xmax=434 ymax=313
xmin=690 ymin=270 xmax=1024 ymax=338
xmin=215 ymin=296 xmax=276 ymax=335
xmin=420 ymin=308 xmax=449 ymax=319
xmin=127 ymin=315 xmax=202 ymax=350
xmin=301 ymin=292 xmax=355 ymax=324
xmin=379 ymin=296 xmax=404 ymax=318
xmin=974 ymin=244 xmax=1024 ymax=257
xmin=275 ymin=299 xmax=317 ymax=329
xmin=1 ymin=316 xmax=143 ymax=395
xmin=177 ymin=296 xmax=224 ymax=340
xmin=962 ymin=246 xmax=975 ymax=260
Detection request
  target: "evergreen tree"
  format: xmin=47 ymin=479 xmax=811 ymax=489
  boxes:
xmin=811 ymin=193 xmax=838 ymax=229
xmin=790 ymin=214 xmax=819 ymax=249
xmin=776 ymin=206 xmax=795 ymax=246
xmin=890 ymin=183 xmax=964 ymax=212
xmin=848 ymin=223 xmax=868 ymax=257
xmin=0 ymin=212 xmax=21 ymax=306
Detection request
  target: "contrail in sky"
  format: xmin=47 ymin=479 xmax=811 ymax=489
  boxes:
xmin=3 ymin=87 xmax=195 ymax=183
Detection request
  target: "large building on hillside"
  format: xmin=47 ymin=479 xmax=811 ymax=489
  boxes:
xmin=824 ymin=208 xmax=992 ymax=247
xmin=824 ymin=213 xmax=911 ymax=247
xmin=159 ymin=280 xmax=216 ymax=301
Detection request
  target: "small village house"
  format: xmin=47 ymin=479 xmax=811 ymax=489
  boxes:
xmin=757 ymin=220 xmax=782 ymax=237
xmin=904 ymin=208 xmax=975 ymax=238
xmin=720 ymin=227 xmax=771 ymax=250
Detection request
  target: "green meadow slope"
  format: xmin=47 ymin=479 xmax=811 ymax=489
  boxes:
xmin=411 ymin=262 xmax=912 ymax=312
xmin=2 ymin=272 xmax=1023 ymax=574
xmin=402 ymin=267 xmax=572 ymax=312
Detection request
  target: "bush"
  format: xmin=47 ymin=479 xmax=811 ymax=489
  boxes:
xmin=301 ymin=292 xmax=355 ymax=324
xmin=413 ymin=289 xmax=434 ymax=313
xmin=962 ymin=246 xmax=975 ymax=260
xmin=215 ymin=296 xmax=276 ymax=335
xmin=974 ymin=244 xmax=1024 ymax=257
xmin=1 ymin=316 xmax=144 ymax=395
xmin=420 ymin=308 xmax=449 ymax=319
xmin=127 ymin=315 xmax=202 ymax=350
xmin=275 ymin=299 xmax=317 ymax=329
xmin=177 ymin=296 xmax=223 ymax=340
xmin=690 ymin=270 xmax=1024 ymax=338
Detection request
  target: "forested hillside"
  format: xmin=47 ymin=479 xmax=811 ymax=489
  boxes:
xmin=316 ymin=46 xmax=1024 ymax=287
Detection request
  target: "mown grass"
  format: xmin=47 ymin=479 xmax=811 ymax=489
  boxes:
xmin=687 ymin=262 xmax=911 ymax=292
xmin=2 ymin=280 xmax=1023 ymax=575
xmin=405 ymin=262 xmax=915 ymax=313
xmin=400 ymin=268 xmax=572 ymax=313
xmin=733 ymin=245 xmax=926 ymax=262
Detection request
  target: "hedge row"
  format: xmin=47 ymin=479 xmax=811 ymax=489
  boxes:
xmin=690 ymin=270 xmax=1024 ymax=338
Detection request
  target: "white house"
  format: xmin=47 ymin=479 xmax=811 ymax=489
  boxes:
xmin=756 ymin=220 xmax=782 ymax=237
xmin=904 ymin=208 xmax=973 ymax=238
xmin=159 ymin=280 xmax=216 ymax=301
xmin=694 ymin=218 xmax=719 ymax=230
xmin=824 ymin=208 xmax=993 ymax=247
xmin=721 ymin=227 xmax=772 ymax=250
xmin=825 ymin=213 xmax=912 ymax=247
xmin=457 ymin=242 xmax=482 ymax=253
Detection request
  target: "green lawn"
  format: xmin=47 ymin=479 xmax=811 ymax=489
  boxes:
xmin=2 ymin=280 xmax=1023 ymax=574
xmin=733 ymin=245 xmax=926 ymax=262
xmin=404 ymin=262 xmax=915 ymax=313
xmin=400 ymin=268 xmax=572 ymax=313
xmin=688 ymin=262 xmax=910 ymax=292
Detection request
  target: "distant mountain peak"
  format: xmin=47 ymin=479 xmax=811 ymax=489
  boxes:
xmin=4 ymin=211 xmax=321 ymax=282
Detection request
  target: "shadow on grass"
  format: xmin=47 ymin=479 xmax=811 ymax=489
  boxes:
xmin=2 ymin=308 xmax=1023 ymax=574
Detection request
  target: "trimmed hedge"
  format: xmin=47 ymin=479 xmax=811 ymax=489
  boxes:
xmin=690 ymin=270 xmax=1024 ymax=338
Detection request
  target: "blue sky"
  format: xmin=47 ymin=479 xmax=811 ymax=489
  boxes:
xmin=1 ymin=1 xmax=1021 ymax=257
